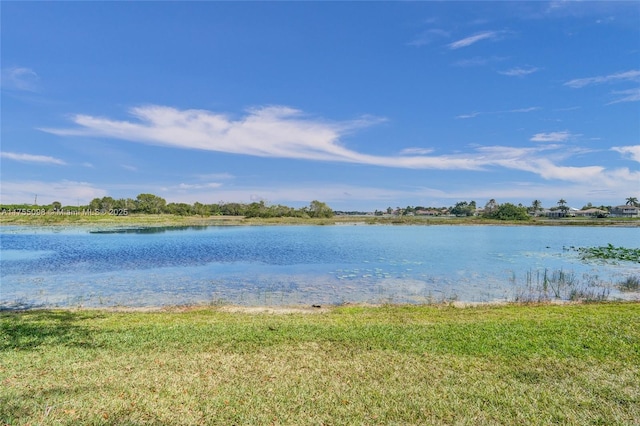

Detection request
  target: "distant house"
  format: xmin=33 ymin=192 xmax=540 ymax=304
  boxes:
xmin=575 ymin=208 xmax=608 ymax=218
xmin=543 ymin=208 xmax=576 ymax=218
xmin=415 ymin=209 xmax=441 ymax=216
xmin=544 ymin=209 xmax=564 ymax=218
xmin=610 ymin=205 xmax=640 ymax=217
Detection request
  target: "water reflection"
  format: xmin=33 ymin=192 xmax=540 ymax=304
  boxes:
xmin=89 ymin=226 xmax=211 ymax=234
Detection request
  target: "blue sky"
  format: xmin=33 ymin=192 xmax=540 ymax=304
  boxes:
xmin=1 ymin=1 xmax=638 ymax=211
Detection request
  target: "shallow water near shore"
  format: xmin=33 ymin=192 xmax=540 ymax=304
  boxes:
xmin=1 ymin=224 xmax=638 ymax=309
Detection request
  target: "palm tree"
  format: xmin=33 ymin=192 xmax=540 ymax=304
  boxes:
xmin=625 ymin=197 xmax=639 ymax=207
xmin=531 ymin=199 xmax=542 ymax=216
xmin=557 ymin=199 xmax=569 ymax=217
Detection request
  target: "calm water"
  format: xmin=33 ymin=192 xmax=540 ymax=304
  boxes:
xmin=1 ymin=225 xmax=638 ymax=308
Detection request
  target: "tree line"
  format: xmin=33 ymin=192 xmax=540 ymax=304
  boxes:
xmin=3 ymin=194 xmax=637 ymax=221
xmin=0 ymin=194 xmax=335 ymax=219
xmin=377 ymin=196 xmax=639 ymax=221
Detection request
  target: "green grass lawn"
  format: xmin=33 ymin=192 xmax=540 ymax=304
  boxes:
xmin=1 ymin=303 xmax=639 ymax=425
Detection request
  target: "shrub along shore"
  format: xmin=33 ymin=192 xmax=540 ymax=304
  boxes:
xmin=1 ymin=302 xmax=638 ymax=425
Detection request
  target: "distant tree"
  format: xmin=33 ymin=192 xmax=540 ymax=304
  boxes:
xmin=165 ymin=202 xmax=193 ymax=216
xmin=206 ymin=203 xmax=222 ymax=216
xmin=451 ymin=201 xmax=474 ymax=217
xmin=530 ymin=199 xmax=542 ymax=215
xmin=626 ymin=197 xmax=639 ymax=207
xmin=308 ymin=200 xmax=334 ymax=218
xmin=192 ymin=202 xmax=209 ymax=216
xmin=490 ymin=203 xmax=530 ymax=221
xmin=121 ymin=198 xmax=137 ymax=212
xmin=557 ymin=199 xmax=569 ymax=216
xmin=51 ymin=201 xmax=62 ymax=211
xmin=582 ymin=202 xmax=593 ymax=210
xmin=244 ymin=201 xmax=267 ymax=218
xmin=482 ymin=199 xmax=499 ymax=218
xmin=220 ymin=202 xmax=245 ymax=216
xmin=135 ymin=193 xmax=166 ymax=214
xmin=99 ymin=196 xmax=116 ymax=211
xmin=271 ymin=204 xmax=296 ymax=218
xmin=88 ymin=198 xmax=102 ymax=211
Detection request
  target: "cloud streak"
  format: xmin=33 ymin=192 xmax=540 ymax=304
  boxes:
xmin=42 ymin=105 xmax=482 ymax=170
xmin=456 ymin=106 xmax=539 ymax=119
xmin=564 ymin=70 xmax=640 ymax=88
xmin=530 ymin=131 xmax=573 ymax=143
xmin=42 ymin=105 xmax=614 ymax=184
xmin=499 ymin=67 xmax=539 ymax=77
xmin=408 ymin=29 xmax=450 ymax=47
xmin=448 ymin=31 xmax=500 ymax=49
xmin=1 ymin=151 xmax=67 ymax=165
xmin=607 ymin=88 xmax=640 ymax=104
xmin=1 ymin=67 xmax=40 ymax=92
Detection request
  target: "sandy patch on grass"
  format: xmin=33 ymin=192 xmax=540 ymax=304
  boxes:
xmin=217 ymin=305 xmax=330 ymax=314
xmin=57 ymin=305 xmax=332 ymax=314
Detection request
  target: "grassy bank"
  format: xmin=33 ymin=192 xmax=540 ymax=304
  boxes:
xmin=1 ymin=303 xmax=638 ymax=425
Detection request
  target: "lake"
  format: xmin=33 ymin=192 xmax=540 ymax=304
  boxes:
xmin=1 ymin=224 xmax=638 ymax=309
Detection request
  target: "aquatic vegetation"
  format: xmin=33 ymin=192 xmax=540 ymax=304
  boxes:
xmin=513 ymin=268 xmax=612 ymax=302
xmin=618 ymin=275 xmax=640 ymax=292
xmin=573 ymin=243 xmax=640 ymax=263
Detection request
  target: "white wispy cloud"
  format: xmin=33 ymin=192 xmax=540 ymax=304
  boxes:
xmin=511 ymin=107 xmax=540 ymax=113
xmin=499 ymin=67 xmax=539 ymax=77
xmin=530 ymin=131 xmax=572 ymax=142
xmin=607 ymin=88 xmax=640 ymax=104
xmin=42 ymin=105 xmax=610 ymax=183
xmin=194 ymin=172 xmax=235 ymax=181
xmin=448 ymin=31 xmax=500 ymax=49
xmin=456 ymin=106 xmax=540 ymax=119
xmin=453 ymin=56 xmax=508 ymax=67
xmin=43 ymin=105 xmax=385 ymax=163
xmin=408 ymin=29 xmax=450 ymax=47
xmin=42 ymin=105 xmax=484 ymax=171
xmin=564 ymin=70 xmax=640 ymax=88
xmin=1 ymin=67 xmax=40 ymax=92
xmin=175 ymin=182 xmax=223 ymax=190
xmin=0 ymin=151 xmax=66 ymax=165
xmin=456 ymin=112 xmax=481 ymax=119
xmin=399 ymin=147 xmax=434 ymax=155
xmin=612 ymin=145 xmax=640 ymax=163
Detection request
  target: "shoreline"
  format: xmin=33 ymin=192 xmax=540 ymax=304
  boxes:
xmin=2 ymin=299 xmax=630 ymax=314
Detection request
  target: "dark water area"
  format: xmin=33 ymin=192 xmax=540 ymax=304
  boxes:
xmin=1 ymin=225 xmax=638 ymax=309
